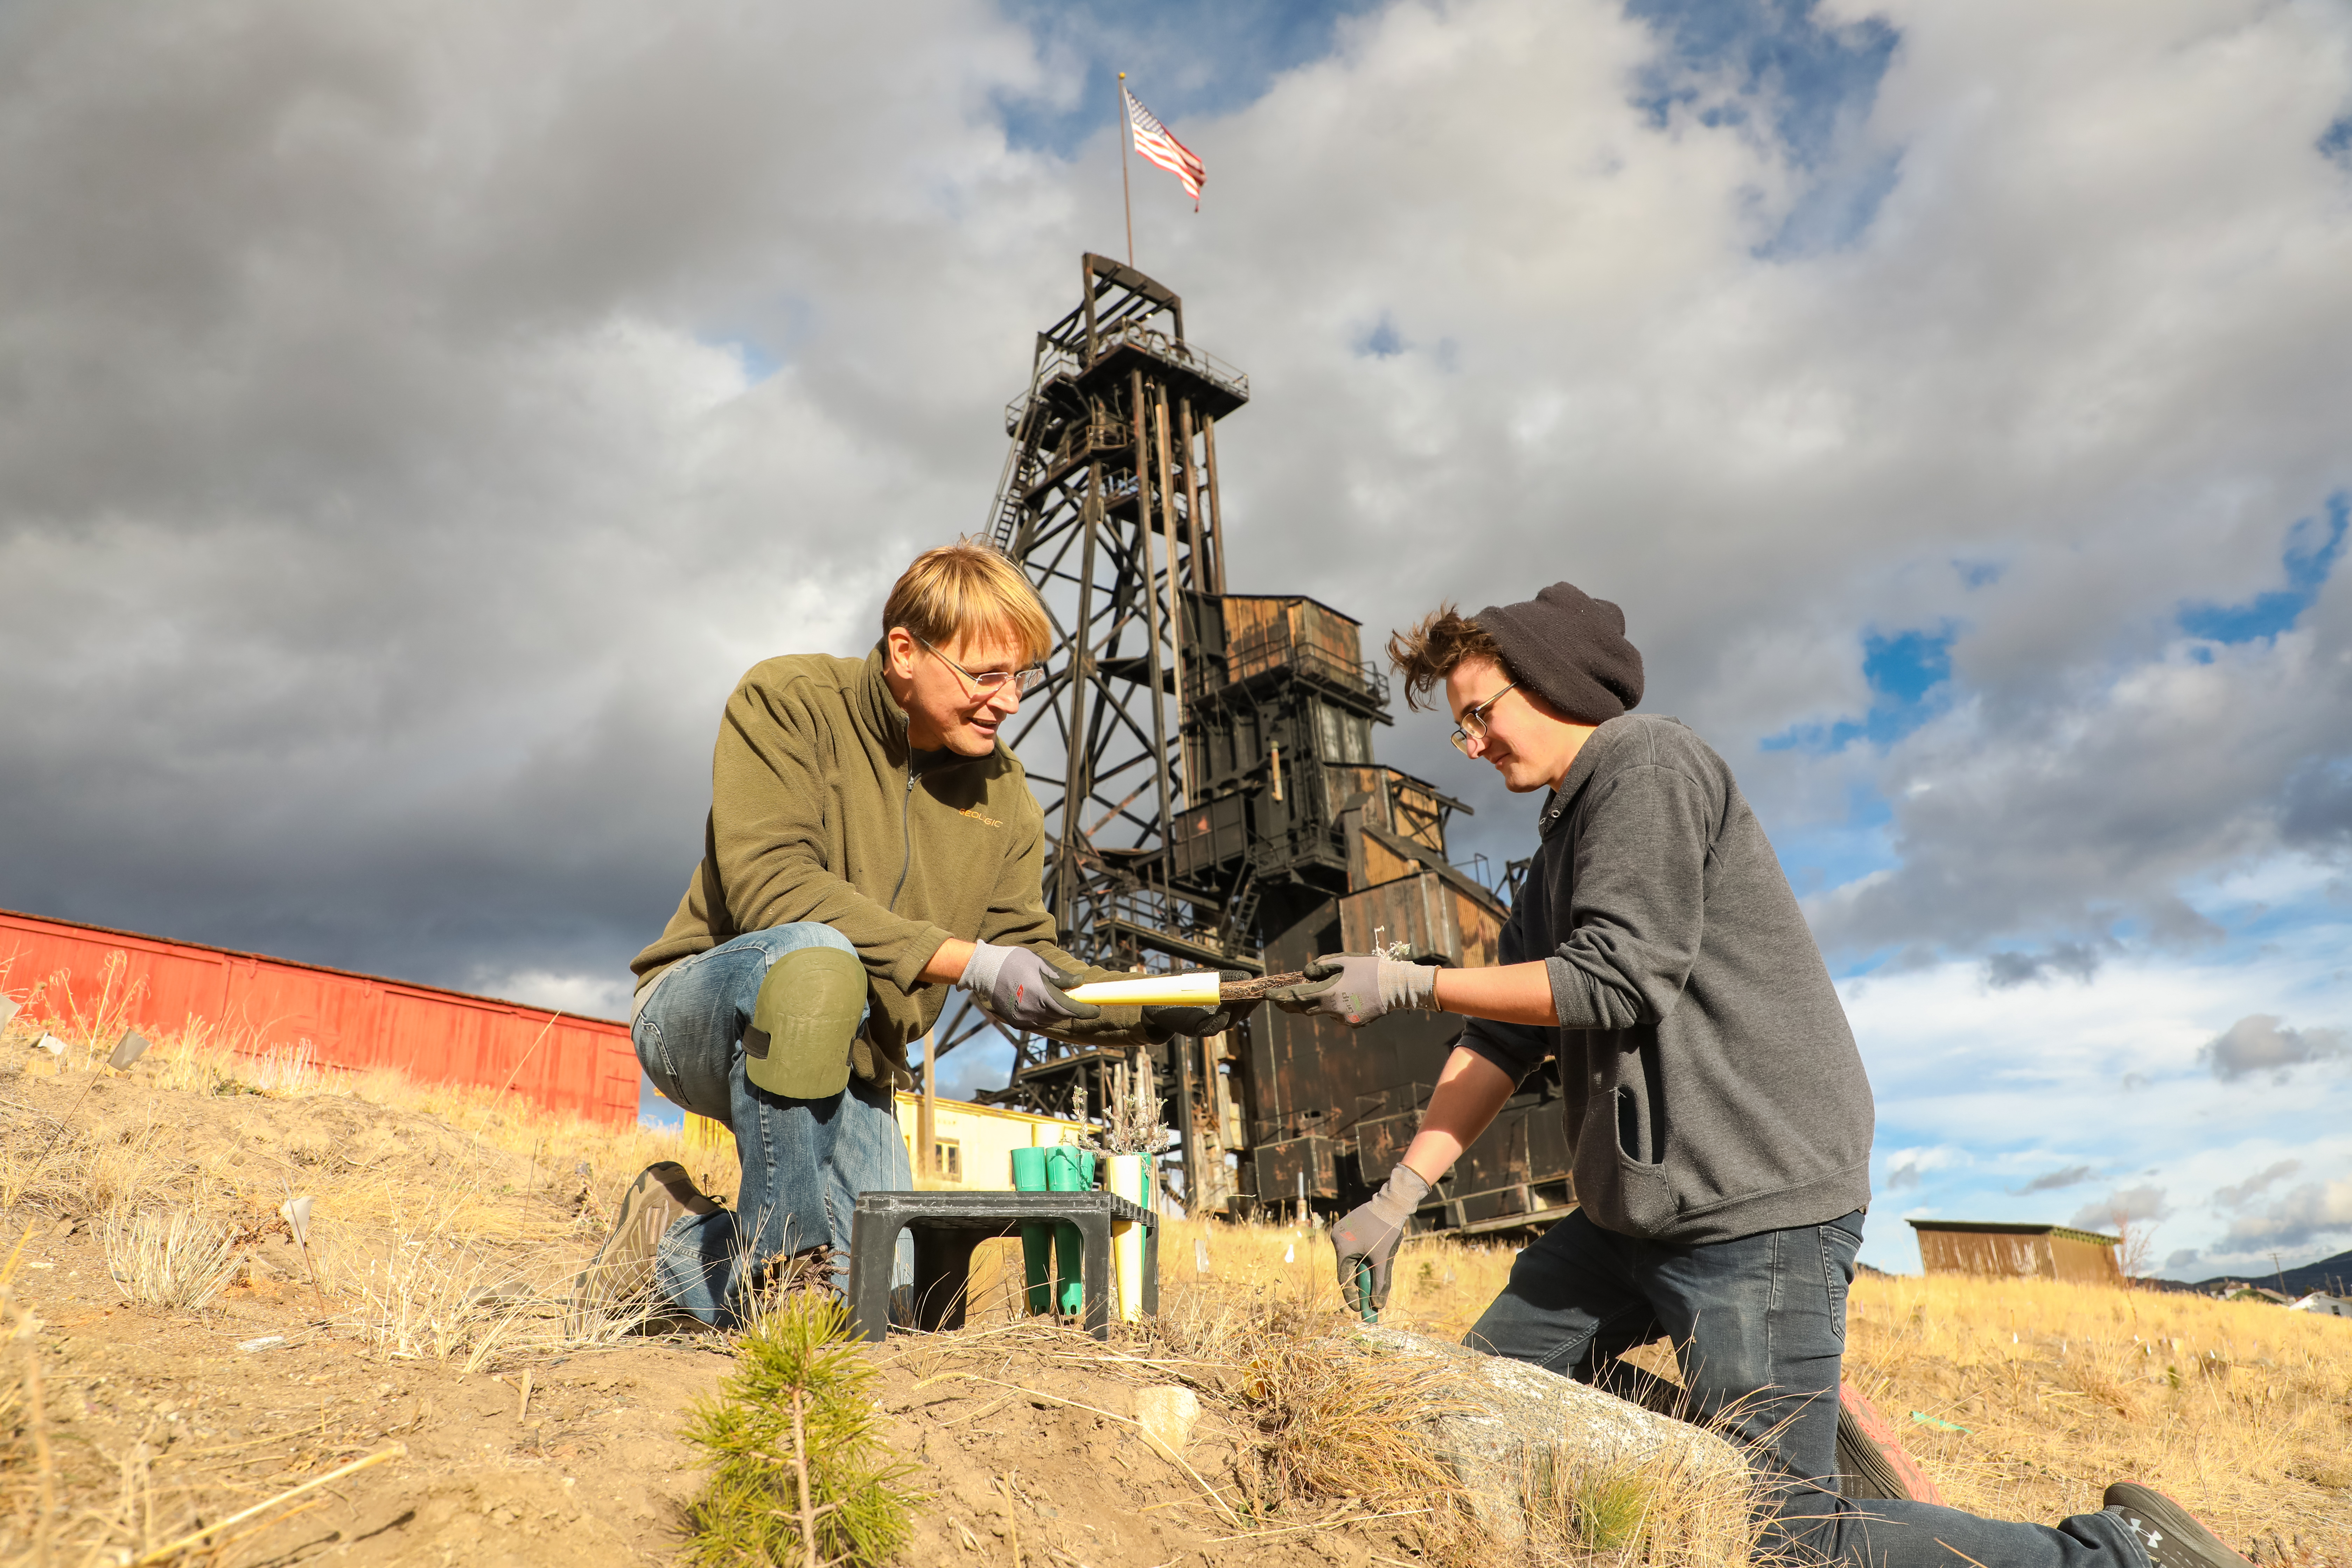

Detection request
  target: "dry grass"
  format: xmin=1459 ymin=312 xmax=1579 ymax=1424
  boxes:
xmin=1 ymin=992 xmax=735 ymax=1383
xmin=10 ymin=965 xmax=2344 ymax=1562
xmin=1518 ymin=1439 xmax=1761 ymax=1568
xmin=1 ymin=1231 xmax=58 ymax=1563
xmin=1156 ymin=1279 xmax=1473 ymax=1514
xmin=1144 ymin=1228 xmax=1765 ymax=1568
xmin=99 ymin=1205 xmax=241 ymax=1311
xmin=1160 ymin=1215 xmax=2351 ymax=1563
xmin=1841 ymin=1273 xmax=2352 ymax=1560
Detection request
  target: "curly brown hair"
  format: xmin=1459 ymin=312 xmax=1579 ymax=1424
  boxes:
xmin=1386 ymin=604 xmax=1512 ymax=712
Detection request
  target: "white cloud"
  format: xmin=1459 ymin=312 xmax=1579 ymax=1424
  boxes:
xmin=1840 ymin=928 xmax=2352 ymax=1274
xmin=468 ymin=967 xmax=634 ymax=1023
xmin=2213 ymin=1178 xmax=2352 ymax=1261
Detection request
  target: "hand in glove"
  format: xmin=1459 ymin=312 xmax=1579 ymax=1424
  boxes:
xmin=959 ymin=943 xmax=1101 ymax=1032
xmin=1265 ymin=953 xmax=1438 ymax=1028
xmin=1334 ymin=1164 xmax=1432 ymax=1317
xmin=1143 ymin=970 xmax=1262 ymax=1040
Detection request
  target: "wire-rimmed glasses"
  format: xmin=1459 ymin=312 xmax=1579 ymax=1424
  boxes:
xmin=1448 ymin=680 xmax=1519 ymax=755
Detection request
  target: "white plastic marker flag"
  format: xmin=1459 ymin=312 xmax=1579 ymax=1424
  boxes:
xmin=1124 ymin=86 xmax=1204 ymax=209
xmin=108 ymin=1029 xmax=150 ymax=1071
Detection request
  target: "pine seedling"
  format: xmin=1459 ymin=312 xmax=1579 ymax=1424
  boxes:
xmin=680 ymin=1292 xmax=922 ymax=1567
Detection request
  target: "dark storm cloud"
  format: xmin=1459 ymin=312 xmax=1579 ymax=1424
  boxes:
xmin=2212 ymin=1159 xmax=2301 ymax=1210
xmin=2068 ymin=1183 xmax=2165 ymax=1230
xmin=2199 ymin=1016 xmax=2350 ymax=1083
xmin=4 ymin=0 xmax=2352 ymax=1063
xmin=1982 ymin=942 xmax=2108 ymax=989
xmin=1805 ymin=557 xmax=2352 ymax=962
xmin=2011 ymin=1164 xmax=2097 ymax=1195
xmin=0 ymin=0 xmax=1063 ymax=1009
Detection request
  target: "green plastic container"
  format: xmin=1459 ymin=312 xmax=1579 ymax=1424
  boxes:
xmin=1046 ymin=1147 xmax=1097 ymax=1314
xmin=1011 ymin=1147 xmax=1052 ymax=1315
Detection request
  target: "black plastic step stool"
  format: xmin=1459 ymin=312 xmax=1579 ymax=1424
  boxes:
xmin=846 ymin=1191 xmax=1157 ymax=1342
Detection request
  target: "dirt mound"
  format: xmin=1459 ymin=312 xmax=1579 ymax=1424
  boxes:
xmin=0 ymin=1048 xmax=1480 ymax=1567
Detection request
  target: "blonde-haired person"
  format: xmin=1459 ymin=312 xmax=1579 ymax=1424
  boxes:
xmin=581 ymin=542 xmax=1247 ymax=1325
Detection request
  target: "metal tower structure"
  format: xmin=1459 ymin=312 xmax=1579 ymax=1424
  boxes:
xmin=928 ymin=254 xmax=1248 ymax=1077
xmin=934 ymin=254 xmax=1576 ymax=1234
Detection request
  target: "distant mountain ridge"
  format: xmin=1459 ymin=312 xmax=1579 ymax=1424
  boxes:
xmin=2145 ymin=1246 xmax=2352 ymax=1298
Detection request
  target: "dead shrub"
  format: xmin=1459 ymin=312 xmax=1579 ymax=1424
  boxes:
xmin=1157 ymin=1278 xmax=1484 ymax=1555
xmin=101 ymin=1205 xmax=239 ymax=1311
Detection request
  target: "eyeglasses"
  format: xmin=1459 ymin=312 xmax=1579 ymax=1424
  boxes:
xmin=1449 ymin=681 xmax=1519 ymax=755
xmin=916 ymin=635 xmax=1048 ymax=698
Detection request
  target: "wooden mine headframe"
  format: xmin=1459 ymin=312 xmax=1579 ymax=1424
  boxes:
xmin=929 ymin=254 xmax=1248 ymax=1074
xmin=933 ymin=255 xmax=1573 ymax=1233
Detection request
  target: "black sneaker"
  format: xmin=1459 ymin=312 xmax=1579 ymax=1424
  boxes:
xmin=2103 ymin=1483 xmax=2254 ymax=1568
xmin=570 ymin=1161 xmax=719 ymax=1318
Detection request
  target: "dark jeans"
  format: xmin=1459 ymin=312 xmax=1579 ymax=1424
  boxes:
xmin=1465 ymin=1209 xmax=2146 ymax=1568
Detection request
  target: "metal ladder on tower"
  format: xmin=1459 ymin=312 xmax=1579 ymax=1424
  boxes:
xmin=1220 ymin=854 xmax=1262 ymax=959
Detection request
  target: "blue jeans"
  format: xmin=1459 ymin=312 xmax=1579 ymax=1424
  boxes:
xmin=1465 ymin=1209 xmax=2147 ymax=1568
xmin=631 ymin=922 xmax=913 ymax=1327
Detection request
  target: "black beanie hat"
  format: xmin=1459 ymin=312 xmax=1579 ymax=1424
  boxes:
xmin=1474 ymin=582 xmax=1644 ymax=722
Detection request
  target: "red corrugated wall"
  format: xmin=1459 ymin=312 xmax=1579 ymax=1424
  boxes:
xmin=0 ymin=907 xmax=638 ymax=1126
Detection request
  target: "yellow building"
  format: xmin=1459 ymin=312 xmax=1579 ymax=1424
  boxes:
xmin=674 ymin=1096 xmax=1090 ymax=1191
xmin=891 ymin=1090 xmax=1090 ymax=1190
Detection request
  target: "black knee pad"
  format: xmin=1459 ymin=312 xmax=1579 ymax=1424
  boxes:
xmin=743 ymin=946 xmax=867 ymax=1099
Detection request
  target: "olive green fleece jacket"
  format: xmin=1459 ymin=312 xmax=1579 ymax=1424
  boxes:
xmin=631 ymin=646 xmax=1154 ymax=1089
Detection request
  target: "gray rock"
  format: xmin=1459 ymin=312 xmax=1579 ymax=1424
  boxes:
xmin=1354 ymin=1326 xmax=1750 ymax=1542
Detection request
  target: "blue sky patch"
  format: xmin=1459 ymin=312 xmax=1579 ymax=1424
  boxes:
xmin=994 ymin=0 xmax=1383 ymax=157
xmin=1624 ymin=0 xmax=1898 ymax=160
xmin=1764 ymin=623 xmax=1956 ymax=754
xmin=1772 ymin=782 xmax=1895 ymax=898
xmin=2178 ymin=492 xmax=2348 ymax=645
xmin=1955 ymin=558 xmax=2004 ymax=589
xmin=723 ymin=337 xmax=782 ymax=385
xmin=1354 ymin=314 xmax=1406 ymax=358
xmin=1760 ymin=150 xmax=1902 ymax=257
xmin=2323 ymin=113 xmax=2352 ymax=170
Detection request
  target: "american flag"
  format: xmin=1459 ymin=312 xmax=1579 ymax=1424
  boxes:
xmin=1124 ymin=86 xmax=1204 ymax=208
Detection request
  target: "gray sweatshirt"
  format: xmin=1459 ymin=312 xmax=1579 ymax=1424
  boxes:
xmin=1458 ymin=715 xmax=1873 ymax=1245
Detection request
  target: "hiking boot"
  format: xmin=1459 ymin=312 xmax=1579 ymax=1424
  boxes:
xmin=571 ymin=1161 xmax=719 ymax=1317
xmin=2103 ymin=1482 xmax=2254 ymax=1568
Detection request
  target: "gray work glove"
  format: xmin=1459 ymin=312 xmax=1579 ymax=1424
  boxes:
xmin=1265 ymin=953 xmax=1438 ymax=1028
xmin=1143 ymin=969 xmax=1261 ymax=1041
xmin=959 ymin=943 xmax=1101 ymax=1032
xmin=1334 ymin=1164 xmax=1432 ymax=1317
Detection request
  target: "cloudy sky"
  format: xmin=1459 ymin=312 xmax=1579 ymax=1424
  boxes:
xmin=3 ymin=0 xmax=2348 ymax=1278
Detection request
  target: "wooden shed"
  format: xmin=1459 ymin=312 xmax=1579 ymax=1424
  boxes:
xmin=1908 ymin=1220 xmax=2123 ymax=1286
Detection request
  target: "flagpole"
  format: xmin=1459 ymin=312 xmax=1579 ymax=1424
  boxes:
xmin=1117 ymin=70 xmax=1135 ymax=267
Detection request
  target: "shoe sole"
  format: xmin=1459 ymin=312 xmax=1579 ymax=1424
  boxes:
xmin=2103 ymin=1482 xmax=2254 ymax=1568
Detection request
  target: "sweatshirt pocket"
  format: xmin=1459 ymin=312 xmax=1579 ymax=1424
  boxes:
xmin=1608 ymin=1153 xmax=1678 ymax=1234
xmin=1577 ymin=1086 xmax=1677 ymax=1235
xmin=1615 ymin=1086 xmax=1652 ymax=1164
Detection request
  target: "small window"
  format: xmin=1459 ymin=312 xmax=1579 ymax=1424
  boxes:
xmin=1316 ymin=701 xmax=1371 ymax=764
xmin=933 ymin=1139 xmax=962 ymax=1182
